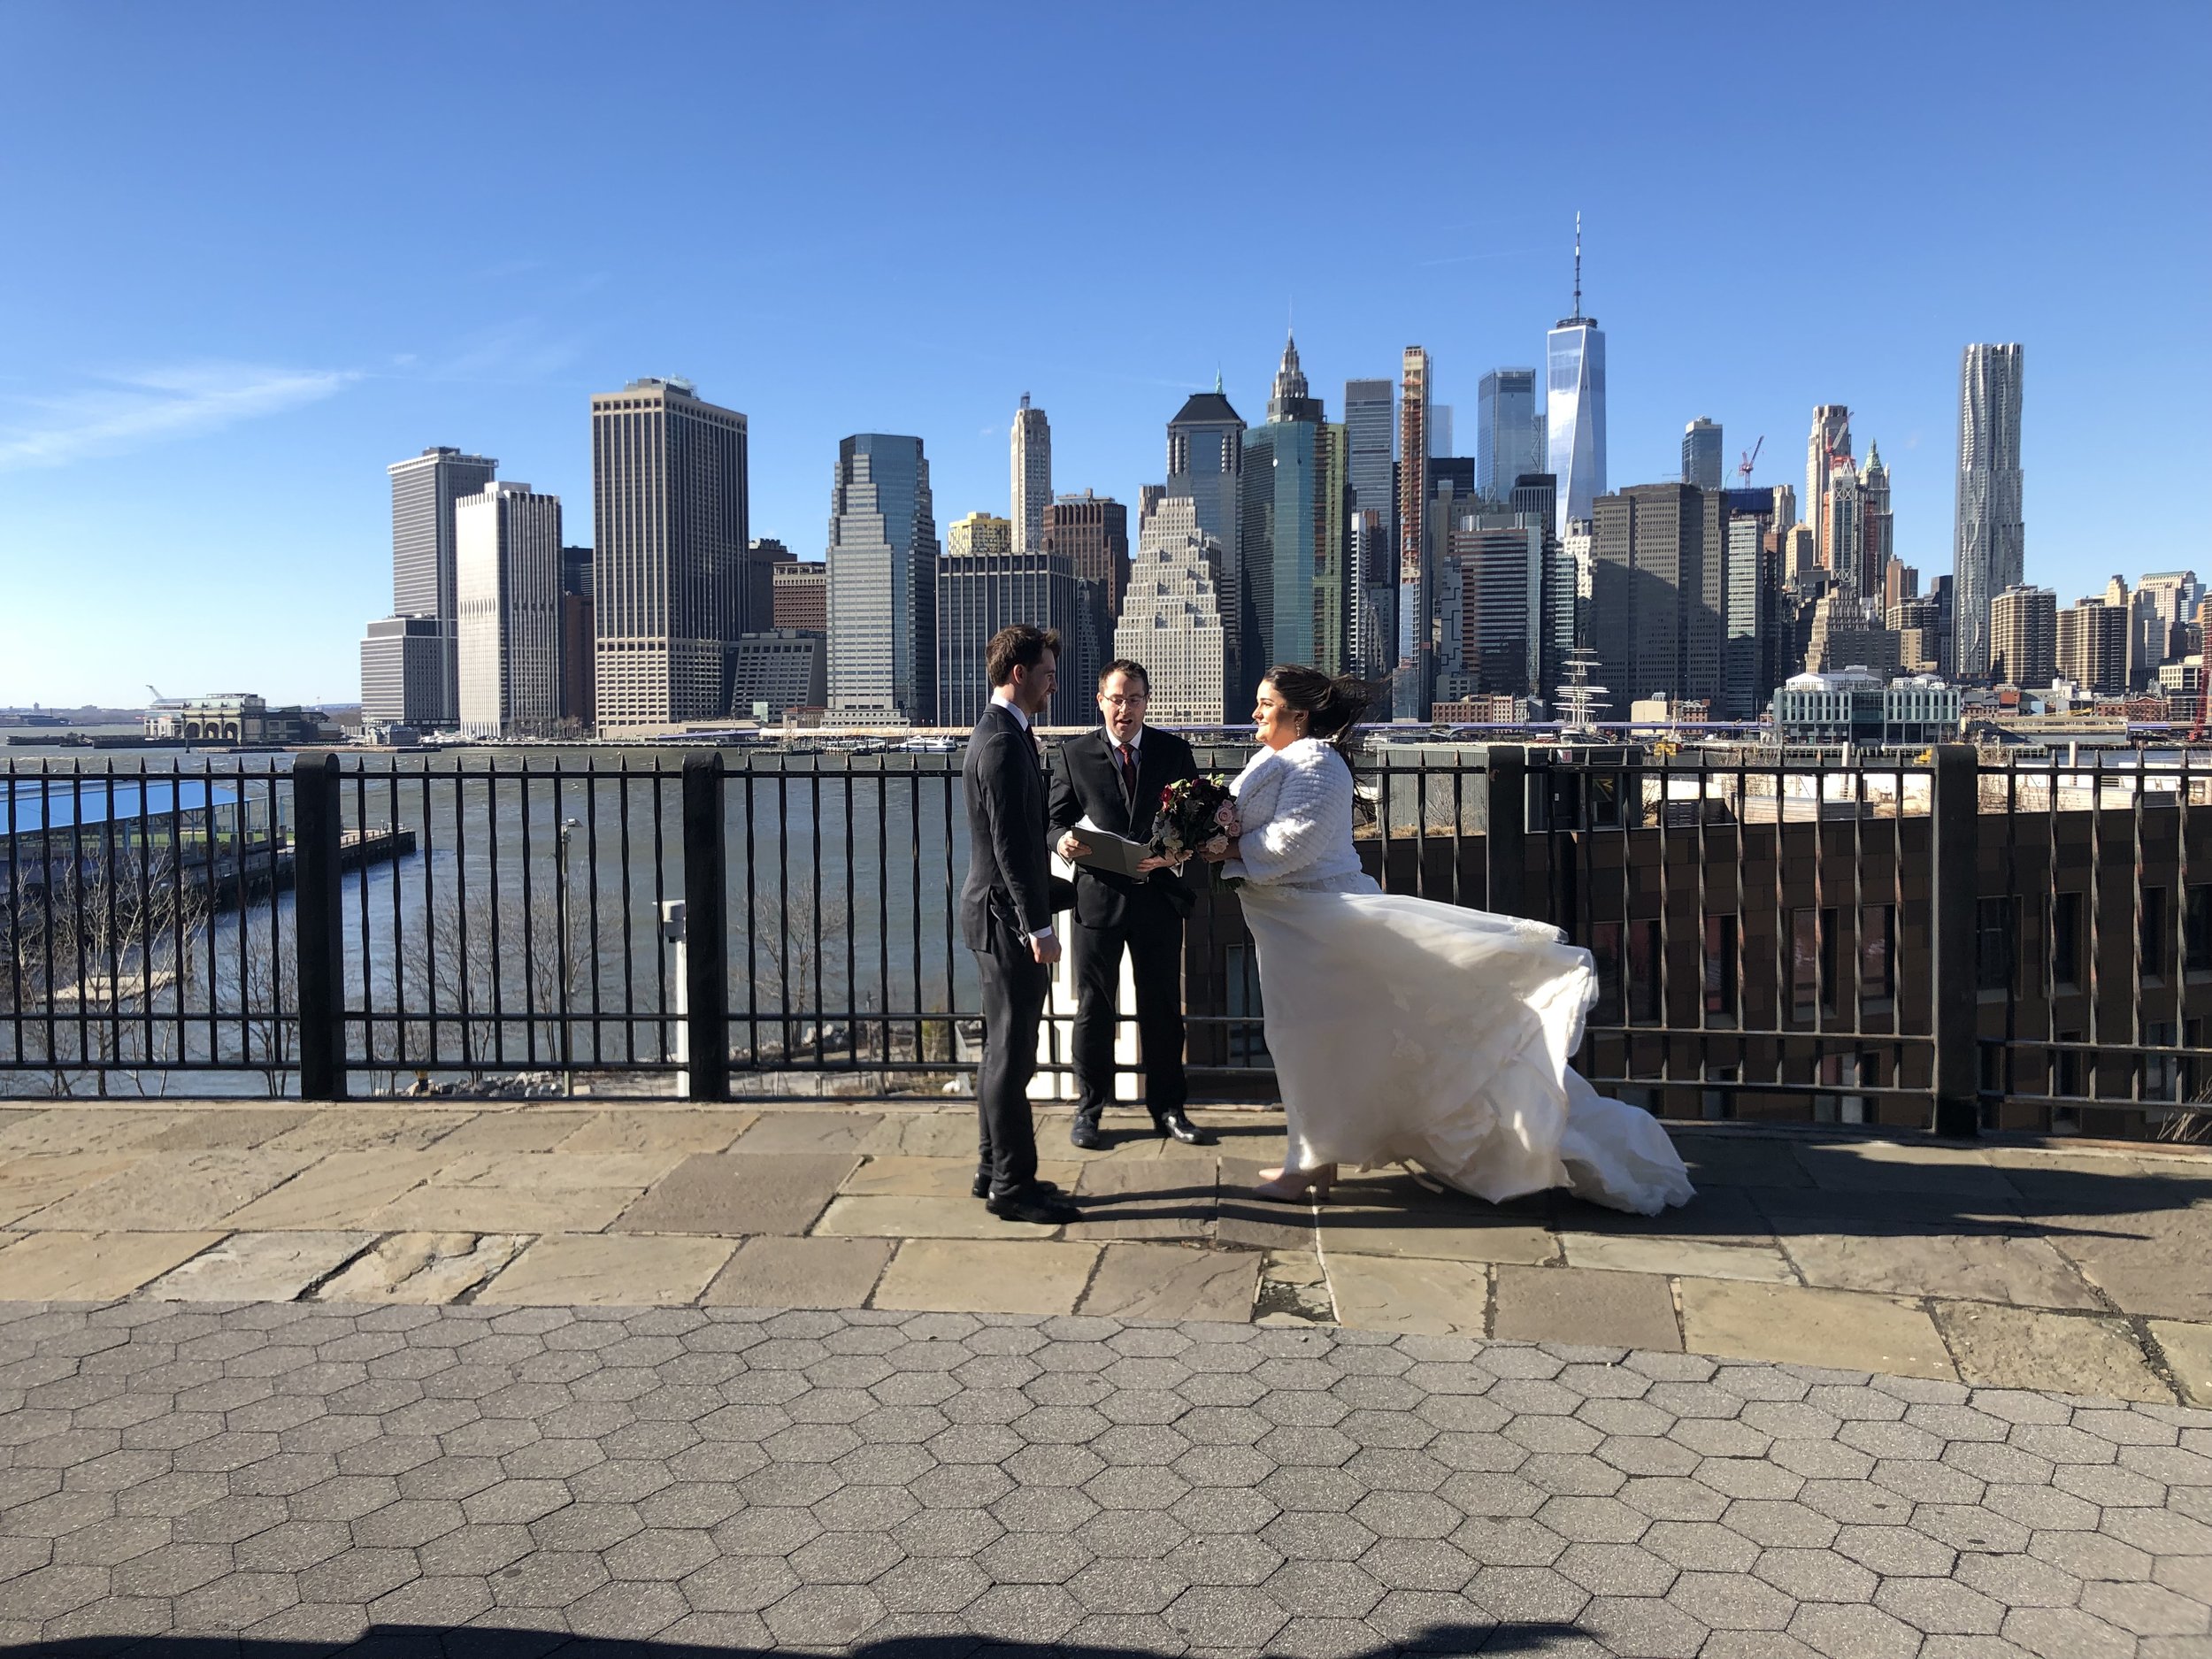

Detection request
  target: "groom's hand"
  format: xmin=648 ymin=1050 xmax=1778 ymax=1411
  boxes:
xmin=1031 ymin=933 xmax=1063 ymax=966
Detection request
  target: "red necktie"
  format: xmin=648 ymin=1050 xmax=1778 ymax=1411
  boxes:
xmin=1118 ymin=743 xmax=1138 ymax=803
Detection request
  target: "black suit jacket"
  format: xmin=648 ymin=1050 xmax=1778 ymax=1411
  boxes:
xmin=1048 ymin=726 xmax=1201 ymax=928
xmin=959 ymin=703 xmax=1061 ymax=953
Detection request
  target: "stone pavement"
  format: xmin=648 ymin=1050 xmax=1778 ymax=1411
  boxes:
xmin=0 ymin=1102 xmax=2206 ymax=1403
xmin=0 ymin=1299 xmax=2205 ymax=1656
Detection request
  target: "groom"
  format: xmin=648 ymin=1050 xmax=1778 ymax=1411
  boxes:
xmin=1048 ymin=658 xmax=1216 ymax=1149
xmin=958 ymin=624 xmax=1080 ymax=1225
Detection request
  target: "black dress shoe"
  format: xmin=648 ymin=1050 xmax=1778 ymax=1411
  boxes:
xmin=1069 ymin=1113 xmax=1106 ymax=1150
xmin=985 ymin=1186 xmax=1080 ymax=1225
xmin=1154 ymin=1110 xmax=1217 ymax=1147
xmin=972 ymin=1174 xmax=1064 ymax=1201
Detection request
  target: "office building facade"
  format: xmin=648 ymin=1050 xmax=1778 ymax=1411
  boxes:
xmin=359 ymin=616 xmax=446 ymax=729
xmin=1682 ymin=418 xmax=1724 ymax=490
xmin=771 ymin=560 xmax=827 ymax=633
xmin=1587 ymin=484 xmax=1724 ymax=711
xmin=729 ymin=631 xmax=827 ymax=720
xmin=1989 ymin=583 xmax=2056 ymax=688
xmin=1806 ymin=405 xmax=1852 ymax=573
xmin=1396 ymin=347 xmax=1432 ymax=715
xmin=1240 ymin=335 xmax=1348 ymax=685
xmin=2057 ymin=594 xmax=2129 ymax=698
xmin=1114 ymin=495 xmax=1225 ymax=726
xmin=1952 ymin=344 xmax=2026 ymax=678
xmin=1010 ymin=395 xmax=1051 ymax=555
xmin=1040 ymin=491 xmax=1129 ymax=615
xmin=456 ymin=481 xmax=563 ymax=739
xmin=935 ymin=537 xmax=1079 ymax=729
xmin=1479 ymin=369 xmax=1544 ymax=500
xmin=1343 ymin=376 xmax=1397 ymax=674
xmin=362 ymin=445 xmax=497 ymax=728
xmin=826 ymin=434 xmax=939 ymax=724
xmin=589 ymin=378 xmax=749 ymax=732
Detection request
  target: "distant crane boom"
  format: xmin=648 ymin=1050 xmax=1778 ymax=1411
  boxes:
xmin=1735 ymin=435 xmax=1764 ymax=487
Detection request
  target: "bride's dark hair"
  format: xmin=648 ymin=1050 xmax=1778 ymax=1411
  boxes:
xmin=1262 ymin=664 xmax=1375 ymax=766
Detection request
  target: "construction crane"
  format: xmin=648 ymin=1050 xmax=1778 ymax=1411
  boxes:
xmin=145 ymin=684 xmax=165 ymax=703
xmin=1735 ymin=435 xmax=1763 ymax=488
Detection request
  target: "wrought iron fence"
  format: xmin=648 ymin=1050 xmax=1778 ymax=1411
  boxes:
xmin=4 ymin=743 xmax=2208 ymax=1139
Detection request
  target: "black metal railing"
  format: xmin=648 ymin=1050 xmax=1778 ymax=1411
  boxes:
xmin=4 ymin=742 xmax=2208 ymax=1140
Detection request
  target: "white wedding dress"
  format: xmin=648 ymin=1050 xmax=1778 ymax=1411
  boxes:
xmin=1225 ymin=738 xmax=1694 ymax=1216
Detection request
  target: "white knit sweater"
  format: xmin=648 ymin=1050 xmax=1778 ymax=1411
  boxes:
xmin=1224 ymin=738 xmax=1365 ymax=888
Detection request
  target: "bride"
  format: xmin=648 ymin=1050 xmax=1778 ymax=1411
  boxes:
xmin=1201 ymin=664 xmax=1694 ymax=1217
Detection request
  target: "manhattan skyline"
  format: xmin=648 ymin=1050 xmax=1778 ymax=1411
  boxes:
xmin=1 ymin=4 xmax=2206 ymax=707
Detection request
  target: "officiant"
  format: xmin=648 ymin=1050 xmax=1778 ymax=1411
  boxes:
xmin=1048 ymin=659 xmax=1217 ymax=1149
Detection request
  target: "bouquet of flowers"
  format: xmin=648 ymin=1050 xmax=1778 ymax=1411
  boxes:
xmin=1149 ymin=775 xmax=1242 ymax=886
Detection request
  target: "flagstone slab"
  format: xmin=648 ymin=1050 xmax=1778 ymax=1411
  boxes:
xmin=872 ymin=1238 xmax=1098 ymax=1316
xmin=1780 ymin=1229 xmax=2103 ymax=1310
xmin=2147 ymin=1319 xmax=2212 ymax=1407
xmin=142 ymin=1231 xmax=374 ymax=1302
xmin=0 ymin=1154 xmax=146 ymax=1228
xmin=476 ymin=1232 xmax=736 ymax=1305
xmin=2046 ymin=1210 xmax=2212 ymax=1322
xmin=1793 ymin=1139 xmax=2015 ymax=1198
xmin=703 ymin=1236 xmax=895 ymax=1310
xmin=315 ymin=1232 xmax=531 ymax=1303
xmin=430 ymin=1149 xmax=687 ymax=1191
xmin=1064 ymin=1159 xmax=1215 ymax=1241
xmin=1323 ymin=1253 xmax=1487 ymax=1337
xmin=219 ymin=1149 xmax=450 ymax=1229
xmin=423 ymin=1110 xmax=599 ymax=1153
xmin=1079 ymin=1241 xmax=1258 ymax=1322
xmin=554 ymin=1109 xmax=757 ymax=1156
xmin=261 ymin=1110 xmax=479 ymax=1156
xmin=729 ymin=1110 xmax=882 ymax=1154
xmin=1678 ymin=1279 xmax=1955 ymax=1379
xmin=365 ymin=1184 xmax=635 ymax=1234
xmin=0 ymin=1108 xmax=189 ymax=1158
xmin=1932 ymin=1301 xmax=2174 ymax=1402
xmin=1493 ymin=1264 xmax=1681 ymax=1350
xmin=1559 ymin=1233 xmax=1795 ymax=1284
xmin=1667 ymin=1132 xmax=1816 ymax=1189
xmin=141 ymin=1108 xmax=310 ymax=1150
xmin=18 ymin=1149 xmax=314 ymax=1231
xmin=858 ymin=1112 xmax=981 ymax=1158
xmin=815 ymin=1194 xmax=1046 ymax=1241
xmin=841 ymin=1156 xmax=1079 ymax=1199
xmin=1318 ymin=1210 xmax=1559 ymax=1266
xmin=611 ymin=1152 xmax=856 ymax=1236
xmin=0 ymin=1230 xmax=224 ymax=1300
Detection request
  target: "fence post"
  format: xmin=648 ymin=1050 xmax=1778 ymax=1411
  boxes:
xmin=291 ymin=753 xmax=346 ymax=1102
xmin=1931 ymin=743 xmax=1980 ymax=1137
xmin=680 ymin=752 xmax=729 ymax=1101
xmin=1486 ymin=745 xmax=1528 ymax=920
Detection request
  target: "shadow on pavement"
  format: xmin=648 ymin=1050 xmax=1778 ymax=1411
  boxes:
xmin=7 ymin=1622 xmax=1586 ymax=1657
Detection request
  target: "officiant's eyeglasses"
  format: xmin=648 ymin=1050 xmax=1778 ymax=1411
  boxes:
xmin=1102 ymin=692 xmax=1149 ymax=706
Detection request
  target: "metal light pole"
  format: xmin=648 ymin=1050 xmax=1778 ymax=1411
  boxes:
xmin=556 ymin=817 xmax=580 ymax=1095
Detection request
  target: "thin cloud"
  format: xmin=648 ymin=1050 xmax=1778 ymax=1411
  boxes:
xmin=0 ymin=363 xmax=357 ymax=470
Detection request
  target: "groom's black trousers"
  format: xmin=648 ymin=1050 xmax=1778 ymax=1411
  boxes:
xmin=1070 ymin=900 xmax=1187 ymax=1119
xmin=973 ymin=921 xmax=1047 ymax=1194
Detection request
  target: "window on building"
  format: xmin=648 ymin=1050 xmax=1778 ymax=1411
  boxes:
xmin=1703 ymin=916 xmax=1738 ymax=1018
xmin=2143 ymin=886 xmax=2170 ymax=979
xmin=1976 ymin=896 xmax=2015 ymax=993
xmin=1860 ymin=905 xmax=1895 ymax=1007
xmin=1791 ymin=909 xmax=1820 ymax=1022
xmin=2187 ymin=886 xmax=2212 ymax=974
xmin=1625 ymin=918 xmax=1662 ymax=1023
xmin=2146 ymin=1019 xmax=2180 ymax=1102
xmin=1590 ymin=923 xmax=1624 ymax=1026
xmin=2053 ymin=891 xmax=2083 ymax=990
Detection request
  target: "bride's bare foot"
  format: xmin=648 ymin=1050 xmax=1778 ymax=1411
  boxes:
xmin=1250 ymin=1164 xmax=1335 ymax=1203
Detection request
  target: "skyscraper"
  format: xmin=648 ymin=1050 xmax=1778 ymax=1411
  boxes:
xmin=456 ymin=481 xmax=563 ymax=739
xmin=1010 ymin=395 xmax=1051 ymax=555
xmin=1396 ymin=347 xmax=1432 ymax=715
xmin=1721 ymin=488 xmax=1786 ymax=719
xmin=1682 ymin=419 xmax=1724 ymax=490
xmin=364 ymin=446 xmax=497 ymax=726
xmin=1806 ymin=405 xmax=1853 ymax=570
xmin=1822 ymin=460 xmax=1863 ymax=599
xmin=826 ymin=434 xmax=939 ymax=725
xmin=1508 ymin=474 xmax=1574 ymax=697
xmin=1989 ymin=584 xmax=2056 ymax=687
xmin=1344 ymin=377 xmax=1398 ymax=677
xmin=1952 ymin=343 xmax=2025 ymax=679
xmin=1040 ymin=491 xmax=1129 ymax=614
xmin=1478 ymin=369 xmax=1542 ymax=499
xmin=1859 ymin=442 xmax=1893 ymax=604
xmin=1114 ymin=496 xmax=1225 ymax=726
xmin=935 ymin=511 xmax=1079 ymax=727
xmin=1587 ymin=485 xmax=1725 ymax=710
xmin=2056 ymin=588 xmax=2128 ymax=698
xmin=589 ymin=378 xmax=749 ymax=732
xmin=1545 ymin=218 xmax=1607 ymax=537
xmin=1240 ymin=334 xmax=1349 ymax=687
xmin=1165 ymin=381 xmax=1243 ymax=687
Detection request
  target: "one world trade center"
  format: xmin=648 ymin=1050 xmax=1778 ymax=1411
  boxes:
xmin=1546 ymin=216 xmax=1606 ymax=538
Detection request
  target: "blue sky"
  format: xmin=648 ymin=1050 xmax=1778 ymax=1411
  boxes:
xmin=2 ymin=2 xmax=2206 ymax=708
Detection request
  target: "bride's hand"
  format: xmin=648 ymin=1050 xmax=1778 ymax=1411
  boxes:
xmin=1200 ymin=835 xmax=1237 ymax=864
